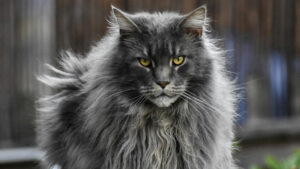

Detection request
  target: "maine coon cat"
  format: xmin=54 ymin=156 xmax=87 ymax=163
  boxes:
xmin=37 ymin=5 xmax=238 ymax=169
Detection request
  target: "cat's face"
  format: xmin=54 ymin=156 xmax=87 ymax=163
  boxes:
xmin=111 ymin=6 xmax=211 ymax=108
xmin=131 ymin=43 xmax=189 ymax=108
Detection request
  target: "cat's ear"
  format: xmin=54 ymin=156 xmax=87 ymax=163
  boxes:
xmin=111 ymin=6 xmax=141 ymax=36
xmin=181 ymin=6 xmax=207 ymax=39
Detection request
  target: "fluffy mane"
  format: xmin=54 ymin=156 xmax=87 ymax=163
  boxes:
xmin=37 ymin=6 xmax=238 ymax=169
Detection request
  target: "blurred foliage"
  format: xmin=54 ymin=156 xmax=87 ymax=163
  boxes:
xmin=232 ymin=140 xmax=240 ymax=149
xmin=251 ymin=151 xmax=300 ymax=169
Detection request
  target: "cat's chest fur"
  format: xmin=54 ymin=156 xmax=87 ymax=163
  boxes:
xmin=111 ymin=108 xmax=183 ymax=169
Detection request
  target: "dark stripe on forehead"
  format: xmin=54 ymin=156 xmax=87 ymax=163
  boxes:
xmin=168 ymin=42 xmax=173 ymax=56
xmin=149 ymin=39 xmax=179 ymax=58
xmin=151 ymin=43 xmax=157 ymax=57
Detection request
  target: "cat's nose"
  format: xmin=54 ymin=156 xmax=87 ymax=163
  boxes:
xmin=156 ymin=81 xmax=169 ymax=88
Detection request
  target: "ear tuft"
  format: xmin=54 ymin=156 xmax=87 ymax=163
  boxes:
xmin=181 ymin=6 xmax=207 ymax=39
xmin=111 ymin=6 xmax=140 ymax=35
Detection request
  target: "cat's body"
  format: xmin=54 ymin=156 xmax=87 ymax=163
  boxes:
xmin=37 ymin=6 xmax=238 ymax=169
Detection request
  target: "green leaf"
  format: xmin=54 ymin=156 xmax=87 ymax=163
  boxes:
xmin=251 ymin=150 xmax=300 ymax=169
xmin=265 ymin=155 xmax=281 ymax=169
xmin=250 ymin=165 xmax=262 ymax=169
xmin=293 ymin=151 xmax=300 ymax=168
xmin=282 ymin=153 xmax=298 ymax=169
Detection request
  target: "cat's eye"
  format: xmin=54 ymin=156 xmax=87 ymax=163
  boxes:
xmin=173 ymin=56 xmax=185 ymax=66
xmin=138 ymin=58 xmax=151 ymax=67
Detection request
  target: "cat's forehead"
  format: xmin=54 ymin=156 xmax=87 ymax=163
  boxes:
xmin=129 ymin=39 xmax=188 ymax=60
xmin=125 ymin=12 xmax=191 ymax=58
xmin=130 ymin=12 xmax=183 ymax=33
xmin=145 ymin=39 xmax=184 ymax=58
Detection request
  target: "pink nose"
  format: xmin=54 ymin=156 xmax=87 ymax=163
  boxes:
xmin=157 ymin=81 xmax=169 ymax=88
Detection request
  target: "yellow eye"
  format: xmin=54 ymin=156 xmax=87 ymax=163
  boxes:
xmin=138 ymin=58 xmax=151 ymax=67
xmin=173 ymin=56 xmax=185 ymax=65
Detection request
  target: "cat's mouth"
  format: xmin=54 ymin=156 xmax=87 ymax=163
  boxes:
xmin=140 ymin=86 xmax=185 ymax=108
xmin=148 ymin=93 xmax=179 ymax=108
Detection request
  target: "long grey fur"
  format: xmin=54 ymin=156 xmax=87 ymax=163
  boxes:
xmin=37 ymin=5 xmax=238 ymax=169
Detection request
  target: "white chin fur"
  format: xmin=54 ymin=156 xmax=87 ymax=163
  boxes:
xmin=150 ymin=96 xmax=178 ymax=108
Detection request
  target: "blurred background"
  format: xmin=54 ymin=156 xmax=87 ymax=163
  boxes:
xmin=0 ymin=0 xmax=300 ymax=168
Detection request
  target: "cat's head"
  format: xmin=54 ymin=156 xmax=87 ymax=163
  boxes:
xmin=109 ymin=6 xmax=212 ymax=108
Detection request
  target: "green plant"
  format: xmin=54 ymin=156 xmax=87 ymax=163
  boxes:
xmin=250 ymin=151 xmax=300 ymax=169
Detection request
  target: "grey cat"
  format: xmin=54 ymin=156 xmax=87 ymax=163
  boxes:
xmin=37 ymin=5 xmax=238 ymax=169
